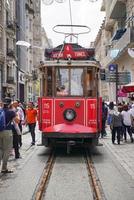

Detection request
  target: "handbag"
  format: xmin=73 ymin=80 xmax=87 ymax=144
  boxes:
xmin=13 ymin=121 xmax=22 ymax=135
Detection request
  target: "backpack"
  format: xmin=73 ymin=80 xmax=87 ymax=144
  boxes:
xmin=0 ymin=109 xmax=6 ymax=131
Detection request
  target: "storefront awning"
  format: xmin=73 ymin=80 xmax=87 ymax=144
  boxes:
xmin=122 ymin=82 xmax=134 ymax=93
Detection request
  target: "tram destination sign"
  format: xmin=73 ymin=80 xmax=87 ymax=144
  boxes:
xmin=106 ymin=71 xmax=131 ymax=85
xmin=45 ymin=43 xmax=95 ymax=60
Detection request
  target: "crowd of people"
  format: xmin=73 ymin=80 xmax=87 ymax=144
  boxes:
xmin=101 ymin=101 xmax=134 ymax=145
xmin=0 ymin=98 xmax=37 ymax=173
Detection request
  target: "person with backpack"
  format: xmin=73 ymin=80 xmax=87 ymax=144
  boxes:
xmin=0 ymin=98 xmax=19 ymax=174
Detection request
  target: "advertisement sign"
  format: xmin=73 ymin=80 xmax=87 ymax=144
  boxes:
xmin=86 ymin=99 xmax=97 ymax=131
xmin=41 ymin=98 xmax=53 ymax=130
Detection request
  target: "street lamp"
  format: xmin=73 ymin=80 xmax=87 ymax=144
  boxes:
xmin=16 ymin=40 xmax=31 ymax=48
xmin=16 ymin=41 xmax=44 ymax=50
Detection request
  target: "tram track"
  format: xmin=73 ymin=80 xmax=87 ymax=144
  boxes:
xmin=33 ymin=147 xmax=105 ymax=200
xmin=84 ymin=148 xmax=105 ymax=200
xmin=34 ymin=149 xmax=56 ymax=200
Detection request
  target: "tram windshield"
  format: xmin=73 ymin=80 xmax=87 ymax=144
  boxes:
xmin=43 ymin=66 xmax=97 ymax=97
xmin=56 ymin=67 xmax=83 ymax=96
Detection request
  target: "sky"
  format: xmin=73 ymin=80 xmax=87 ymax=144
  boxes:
xmin=41 ymin=0 xmax=105 ymax=48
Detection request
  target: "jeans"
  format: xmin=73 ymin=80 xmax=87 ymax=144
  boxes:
xmin=28 ymin=123 xmax=36 ymax=144
xmin=112 ymin=126 xmax=122 ymax=144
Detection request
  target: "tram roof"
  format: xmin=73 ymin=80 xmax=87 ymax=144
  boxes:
xmin=39 ymin=60 xmax=100 ymax=69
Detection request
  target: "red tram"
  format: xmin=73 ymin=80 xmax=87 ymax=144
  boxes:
xmin=38 ymin=25 xmax=102 ymax=151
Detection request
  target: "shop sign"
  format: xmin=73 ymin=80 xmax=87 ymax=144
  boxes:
xmin=106 ymin=71 xmax=131 ymax=85
xmin=19 ymin=72 xmax=25 ymax=84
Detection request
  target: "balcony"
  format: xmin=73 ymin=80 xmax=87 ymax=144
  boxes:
xmin=6 ymin=21 xmax=15 ymax=31
xmin=105 ymin=18 xmax=115 ymax=31
xmin=25 ymin=1 xmax=34 ymax=14
xmin=0 ymin=51 xmax=4 ymax=63
xmin=103 ymin=26 xmax=134 ymax=66
xmin=109 ymin=0 xmax=126 ymax=19
xmin=7 ymin=49 xmax=15 ymax=58
xmin=7 ymin=76 xmax=15 ymax=84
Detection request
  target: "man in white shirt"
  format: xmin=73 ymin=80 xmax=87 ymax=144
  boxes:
xmin=121 ymin=105 xmax=133 ymax=142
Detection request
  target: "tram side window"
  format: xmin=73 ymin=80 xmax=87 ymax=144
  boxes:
xmin=56 ymin=68 xmax=69 ymax=96
xmin=86 ymin=70 xmax=93 ymax=97
xmin=47 ymin=69 xmax=52 ymax=96
xmin=86 ymin=69 xmax=97 ymax=97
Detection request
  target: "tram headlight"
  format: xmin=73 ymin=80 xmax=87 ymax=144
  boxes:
xmin=63 ymin=109 xmax=76 ymax=122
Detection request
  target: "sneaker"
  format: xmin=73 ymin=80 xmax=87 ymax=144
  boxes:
xmin=19 ymin=143 xmax=22 ymax=147
xmin=15 ymin=156 xmax=22 ymax=159
xmin=1 ymin=169 xmax=13 ymax=173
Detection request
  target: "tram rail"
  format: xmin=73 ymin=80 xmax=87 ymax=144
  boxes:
xmin=34 ymin=150 xmax=56 ymax=200
xmin=33 ymin=148 xmax=105 ymax=200
xmin=84 ymin=149 xmax=105 ymax=200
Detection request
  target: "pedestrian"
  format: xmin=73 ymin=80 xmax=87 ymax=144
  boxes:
xmin=25 ymin=102 xmax=37 ymax=145
xmin=121 ymin=105 xmax=134 ymax=143
xmin=0 ymin=98 xmax=19 ymax=173
xmin=101 ymin=101 xmax=108 ymax=138
xmin=12 ymin=100 xmax=25 ymax=147
xmin=107 ymin=101 xmax=115 ymax=126
xmin=130 ymin=104 xmax=134 ymax=133
xmin=10 ymin=102 xmax=21 ymax=159
xmin=110 ymin=106 xmax=123 ymax=144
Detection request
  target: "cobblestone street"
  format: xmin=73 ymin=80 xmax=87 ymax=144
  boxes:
xmin=101 ymin=128 xmax=134 ymax=180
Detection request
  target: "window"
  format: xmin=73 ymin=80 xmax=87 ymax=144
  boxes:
xmin=29 ymin=19 xmax=32 ymax=32
xmin=56 ymin=67 xmax=84 ymax=96
xmin=71 ymin=68 xmax=83 ymax=95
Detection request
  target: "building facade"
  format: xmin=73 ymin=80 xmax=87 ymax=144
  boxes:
xmin=0 ymin=0 xmax=51 ymax=103
xmin=95 ymin=0 xmax=134 ymax=103
xmin=0 ymin=0 xmax=17 ymax=100
xmin=16 ymin=0 xmax=43 ymax=103
xmin=0 ymin=0 xmax=5 ymax=99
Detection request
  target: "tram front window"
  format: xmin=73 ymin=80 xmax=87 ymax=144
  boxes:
xmin=71 ymin=68 xmax=83 ymax=96
xmin=56 ymin=67 xmax=84 ymax=96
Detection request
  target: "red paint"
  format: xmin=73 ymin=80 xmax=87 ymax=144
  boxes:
xmin=54 ymin=98 xmax=85 ymax=125
xmin=38 ymin=97 xmax=101 ymax=134
xmin=44 ymin=123 xmax=96 ymax=133
xmin=39 ymin=98 xmax=53 ymax=130
xmin=86 ymin=99 xmax=97 ymax=132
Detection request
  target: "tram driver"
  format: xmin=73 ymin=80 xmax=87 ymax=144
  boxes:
xmin=57 ymin=85 xmax=68 ymax=96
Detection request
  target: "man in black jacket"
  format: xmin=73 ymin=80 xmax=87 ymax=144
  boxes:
xmin=101 ymin=101 xmax=108 ymax=138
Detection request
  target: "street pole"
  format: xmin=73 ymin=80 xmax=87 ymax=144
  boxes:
xmin=115 ymin=64 xmax=118 ymax=105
